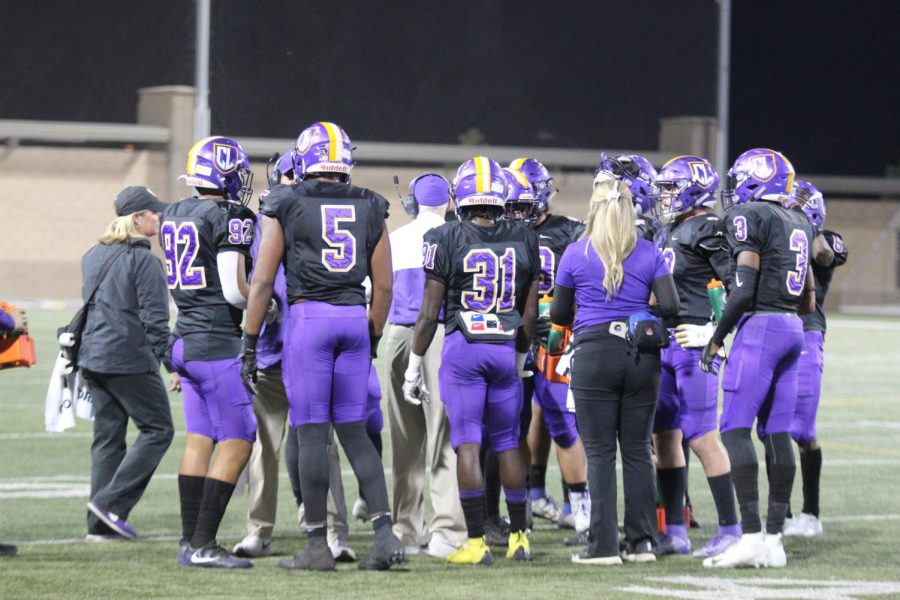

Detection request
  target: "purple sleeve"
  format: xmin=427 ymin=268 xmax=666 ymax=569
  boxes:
xmin=653 ymin=245 xmax=672 ymax=278
xmin=0 ymin=308 xmax=14 ymax=334
xmin=556 ymin=244 xmax=576 ymax=288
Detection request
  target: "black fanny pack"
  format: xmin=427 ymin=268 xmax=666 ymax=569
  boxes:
xmin=626 ymin=312 xmax=669 ymax=351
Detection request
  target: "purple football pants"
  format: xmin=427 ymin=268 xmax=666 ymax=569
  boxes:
xmin=654 ymin=337 xmax=721 ymax=441
xmin=282 ymin=302 xmax=370 ymax=427
xmin=790 ymin=330 xmax=824 ymax=444
xmin=720 ymin=314 xmax=803 ymax=437
xmin=533 ymin=371 xmax=578 ymax=448
xmin=171 ymin=338 xmax=256 ymax=443
xmin=439 ymin=332 xmax=522 ymax=452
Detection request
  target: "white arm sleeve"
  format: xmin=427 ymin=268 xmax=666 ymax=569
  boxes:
xmin=217 ymin=251 xmax=247 ymax=309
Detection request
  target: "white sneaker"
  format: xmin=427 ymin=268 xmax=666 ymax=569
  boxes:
xmin=764 ymin=533 xmax=787 ymax=568
xmin=569 ymin=491 xmax=591 ymax=534
xmin=532 ymin=495 xmax=561 ymax=522
xmin=782 ymin=513 xmax=823 ymax=538
xmin=352 ymin=498 xmax=370 ymax=522
xmin=232 ymin=534 xmax=273 ymax=558
xmin=327 ymin=537 xmax=358 ymax=562
xmin=703 ymin=532 xmax=769 ymax=568
xmin=425 ymin=533 xmax=458 ymax=559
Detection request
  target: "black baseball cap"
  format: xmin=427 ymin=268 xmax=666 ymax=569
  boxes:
xmin=114 ymin=186 xmax=168 ymax=216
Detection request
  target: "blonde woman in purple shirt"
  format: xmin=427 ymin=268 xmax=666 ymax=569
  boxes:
xmin=551 ymin=177 xmax=678 ymax=565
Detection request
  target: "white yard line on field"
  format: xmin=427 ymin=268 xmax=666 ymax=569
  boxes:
xmin=619 ymin=576 xmax=900 ymax=599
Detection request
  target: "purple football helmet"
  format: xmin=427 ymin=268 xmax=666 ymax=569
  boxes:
xmin=292 ymin=121 xmax=353 ymax=181
xmin=653 ymin=156 xmax=719 ymax=224
xmin=508 ymin=157 xmax=554 ymax=217
xmin=183 ymin=136 xmax=253 ymax=205
xmin=722 ymin=148 xmax=795 ymax=208
xmin=267 ymin=149 xmax=296 ymax=187
xmin=594 ymin=152 xmax=658 ymax=216
xmin=791 ymin=180 xmax=826 ymax=230
xmin=452 ymin=156 xmax=508 ymax=218
xmin=502 ymin=167 xmax=538 ymax=223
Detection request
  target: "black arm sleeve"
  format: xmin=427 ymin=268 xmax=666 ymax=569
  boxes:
xmin=651 ymin=274 xmax=679 ymax=319
xmin=550 ymin=284 xmax=575 ymax=327
xmin=710 ymin=264 xmax=758 ymax=345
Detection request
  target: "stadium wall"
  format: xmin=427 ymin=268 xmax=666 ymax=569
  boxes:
xmin=0 ymin=142 xmax=892 ymax=312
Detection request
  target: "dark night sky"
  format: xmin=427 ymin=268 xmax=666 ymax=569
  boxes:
xmin=1 ymin=1 xmax=897 ymax=176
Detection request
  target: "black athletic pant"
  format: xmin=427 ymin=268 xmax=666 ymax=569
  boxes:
xmin=84 ymin=370 xmax=174 ymax=534
xmin=570 ymin=333 xmax=660 ymax=558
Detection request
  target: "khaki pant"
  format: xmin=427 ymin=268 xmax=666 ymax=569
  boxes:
xmin=244 ymin=365 xmax=348 ymax=542
xmin=386 ymin=325 xmax=466 ymax=547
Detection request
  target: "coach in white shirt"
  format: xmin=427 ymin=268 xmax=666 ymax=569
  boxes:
xmin=387 ymin=174 xmax=466 ymax=557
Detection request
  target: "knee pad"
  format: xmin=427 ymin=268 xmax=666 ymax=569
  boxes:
xmin=298 ymin=422 xmax=330 ymax=447
xmin=721 ymin=428 xmax=757 ymax=469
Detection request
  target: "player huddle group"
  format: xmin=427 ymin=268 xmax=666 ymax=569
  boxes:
xmin=121 ymin=121 xmax=845 ymax=572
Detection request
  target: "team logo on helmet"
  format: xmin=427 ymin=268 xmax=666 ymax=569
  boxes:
xmin=213 ymin=143 xmax=239 ymax=174
xmin=749 ymin=153 xmax=777 ymax=182
xmin=689 ymin=161 xmax=715 ymax=188
xmin=296 ymin=128 xmax=315 ymax=154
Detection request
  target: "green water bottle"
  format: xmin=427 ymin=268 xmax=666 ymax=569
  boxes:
xmin=707 ymin=279 xmax=726 ymax=323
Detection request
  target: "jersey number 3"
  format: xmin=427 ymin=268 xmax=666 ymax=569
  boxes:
xmin=461 ymin=248 xmax=516 ymax=312
xmin=321 ymin=205 xmax=356 ymax=272
xmin=161 ymin=221 xmax=206 ymax=290
xmin=786 ymin=228 xmax=809 ymax=296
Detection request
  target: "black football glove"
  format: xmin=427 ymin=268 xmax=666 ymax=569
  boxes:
xmin=534 ymin=316 xmax=552 ymax=343
xmin=699 ymin=341 xmax=719 ymax=374
xmin=370 ymin=334 xmax=382 ymax=361
xmin=240 ymin=334 xmax=259 ymax=395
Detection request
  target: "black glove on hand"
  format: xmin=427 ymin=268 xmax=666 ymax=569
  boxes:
xmin=534 ymin=316 xmax=552 ymax=343
xmin=240 ymin=334 xmax=259 ymax=395
xmin=699 ymin=341 xmax=719 ymax=374
xmin=370 ymin=334 xmax=382 ymax=360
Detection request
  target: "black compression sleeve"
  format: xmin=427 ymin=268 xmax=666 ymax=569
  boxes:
xmin=550 ymin=285 xmax=575 ymax=326
xmin=711 ymin=265 xmax=758 ymax=345
xmin=651 ymin=274 xmax=679 ymax=319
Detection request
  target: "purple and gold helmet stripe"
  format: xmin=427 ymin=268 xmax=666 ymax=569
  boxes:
xmin=320 ymin=122 xmax=343 ymax=162
xmin=509 ymin=157 xmax=528 ymax=171
xmin=186 ymin=136 xmax=217 ymax=175
xmin=474 ymin=156 xmax=491 ymax=193
xmin=506 ymin=167 xmax=530 ymax=188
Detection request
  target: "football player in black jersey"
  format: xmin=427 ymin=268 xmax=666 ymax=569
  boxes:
xmin=701 ymin=148 xmax=816 ymax=569
xmin=241 ymin=122 xmax=403 ymax=572
xmin=404 ymin=157 xmax=540 ymax=564
xmin=651 ymin=156 xmax=741 ymax=558
xmin=505 ymin=159 xmax=591 ymax=538
xmin=783 ymin=181 xmax=848 ymax=538
xmin=163 ymin=136 xmax=257 ymax=568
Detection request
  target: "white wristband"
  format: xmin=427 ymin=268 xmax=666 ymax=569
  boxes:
xmin=405 ymin=353 xmax=424 ymax=379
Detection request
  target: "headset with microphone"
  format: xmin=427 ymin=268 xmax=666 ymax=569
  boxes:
xmin=394 ymin=173 xmax=452 ymax=218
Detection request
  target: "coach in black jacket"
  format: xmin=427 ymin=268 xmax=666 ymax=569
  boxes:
xmin=79 ymin=187 xmax=175 ymax=541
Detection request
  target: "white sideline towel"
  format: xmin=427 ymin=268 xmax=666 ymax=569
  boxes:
xmin=44 ymin=353 xmax=94 ymax=432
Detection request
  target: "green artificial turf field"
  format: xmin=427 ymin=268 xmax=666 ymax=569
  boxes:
xmin=2 ymin=309 xmax=899 ymax=598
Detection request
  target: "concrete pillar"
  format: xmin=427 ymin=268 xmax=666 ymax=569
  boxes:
xmin=137 ymin=86 xmax=196 ymax=202
xmin=658 ymin=116 xmax=718 ymax=162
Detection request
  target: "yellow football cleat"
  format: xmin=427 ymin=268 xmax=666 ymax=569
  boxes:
xmin=446 ymin=536 xmax=493 ymax=566
xmin=506 ymin=530 xmax=531 ymax=561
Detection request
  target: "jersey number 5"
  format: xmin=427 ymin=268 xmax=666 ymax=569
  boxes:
xmin=461 ymin=248 xmax=516 ymax=312
xmin=321 ymin=205 xmax=356 ymax=272
xmin=786 ymin=228 xmax=809 ymax=296
xmin=161 ymin=221 xmax=206 ymax=290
